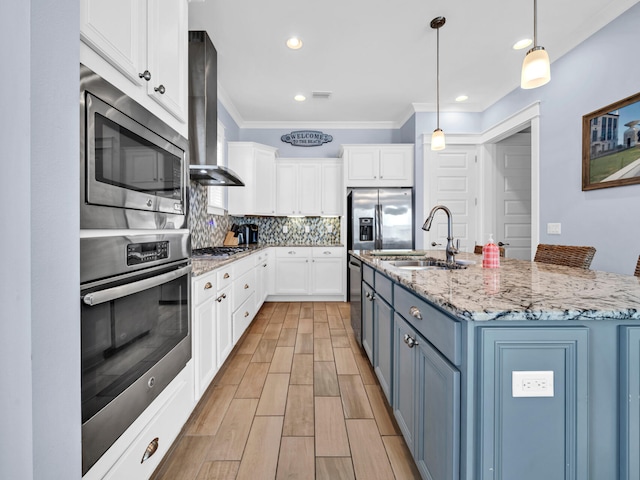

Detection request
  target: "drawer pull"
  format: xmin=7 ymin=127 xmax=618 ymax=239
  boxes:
xmin=204 ymin=282 xmax=213 ymax=290
xmin=244 ymin=283 xmax=250 ymax=289
xmin=323 ymin=251 xmax=331 ymax=255
xmin=409 ymin=306 xmax=422 ymax=320
xmin=223 ymin=273 xmax=230 ymax=279
xmin=244 ymin=311 xmax=250 ymax=317
xmin=263 ymin=263 xmax=267 ymax=267
xmin=288 ymin=251 xmax=296 ymax=255
xmin=140 ymin=437 xmax=159 ymax=463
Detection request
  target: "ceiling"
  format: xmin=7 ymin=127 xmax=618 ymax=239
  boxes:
xmin=188 ymin=0 xmax=637 ymax=128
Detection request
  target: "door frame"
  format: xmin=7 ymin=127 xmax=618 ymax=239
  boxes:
xmin=479 ymin=102 xmax=540 ymax=259
xmin=423 ymin=102 xmax=540 ymax=257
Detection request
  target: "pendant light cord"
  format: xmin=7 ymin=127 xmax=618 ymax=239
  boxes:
xmin=436 ymin=25 xmax=440 ymax=130
xmin=533 ymin=0 xmax=538 ymax=47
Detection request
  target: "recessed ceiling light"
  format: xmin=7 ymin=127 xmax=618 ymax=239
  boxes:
xmin=294 ymin=94 xmax=306 ymax=102
xmin=455 ymin=95 xmax=469 ymax=102
xmin=513 ymin=38 xmax=533 ymax=50
xmin=286 ymin=37 xmax=303 ymax=50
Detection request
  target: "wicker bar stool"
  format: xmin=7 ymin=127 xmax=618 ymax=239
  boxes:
xmin=533 ymin=244 xmax=596 ymax=269
xmin=635 ymin=255 xmax=640 ymax=277
xmin=473 ymin=245 xmax=506 ymax=257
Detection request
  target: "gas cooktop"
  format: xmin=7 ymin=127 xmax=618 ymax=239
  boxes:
xmin=191 ymin=246 xmax=250 ymax=259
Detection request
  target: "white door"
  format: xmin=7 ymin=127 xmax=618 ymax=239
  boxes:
xmin=424 ymin=145 xmax=478 ymax=253
xmin=298 ymin=163 xmax=321 ymax=215
xmin=495 ymin=141 xmax=532 ymax=260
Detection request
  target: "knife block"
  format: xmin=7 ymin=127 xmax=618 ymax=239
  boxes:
xmin=223 ymin=232 xmax=238 ymax=246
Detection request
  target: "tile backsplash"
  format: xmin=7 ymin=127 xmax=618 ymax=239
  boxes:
xmin=189 ymin=182 xmax=341 ymax=249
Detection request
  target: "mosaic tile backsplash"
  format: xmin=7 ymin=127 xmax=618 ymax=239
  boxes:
xmin=189 ymin=182 xmax=342 ymax=249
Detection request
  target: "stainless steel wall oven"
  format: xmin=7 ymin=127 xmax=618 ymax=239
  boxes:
xmin=80 ymin=232 xmax=191 ymax=474
xmin=80 ymin=65 xmax=192 ymax=474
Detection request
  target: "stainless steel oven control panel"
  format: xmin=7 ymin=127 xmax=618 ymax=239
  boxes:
xmin=127 ymin=241 xmax=169 ymax=266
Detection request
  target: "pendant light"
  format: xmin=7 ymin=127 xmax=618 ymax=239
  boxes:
xmin=521 ymin=0 xmax=550 ymax=89
xmin=431 ymin=16 xmax=446 ymax=151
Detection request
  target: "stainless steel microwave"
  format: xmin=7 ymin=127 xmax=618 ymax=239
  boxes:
xmin=80 ymin=64 xmax=189 ymax=230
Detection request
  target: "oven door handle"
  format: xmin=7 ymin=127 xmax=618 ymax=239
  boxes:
xmin=82 ymin=265 xmax=192 ymax=306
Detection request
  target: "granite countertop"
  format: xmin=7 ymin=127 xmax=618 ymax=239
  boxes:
xmin=192 ymin=243 xmax=344 ymax=277
xmin=352 ymin=250 xmax=640 ymax=322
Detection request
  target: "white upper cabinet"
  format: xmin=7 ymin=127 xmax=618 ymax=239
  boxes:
xmin=80 ymin=0 xmax=188 ymax=127
xmin=275 ymin=158 xmax=342 ymax=216
xmin=145 ymin=0 xmax=188 ymax=121
xmin=342 ymin=144 xmax=414 ymax=187
xmin=320 ymin=160 xmax=343 ymax=216
xmin=227 ymin=142 xmax=278 ymax=216
xmin=276 ymin=162 xmax=321 ymax=216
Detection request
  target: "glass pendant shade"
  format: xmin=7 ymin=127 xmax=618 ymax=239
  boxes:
xmin=521 ymin=46 xmax=550 ymax=89
xmin=431 ymin=128 xmax=446 ymax=151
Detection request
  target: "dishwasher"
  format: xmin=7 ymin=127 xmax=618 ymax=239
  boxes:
xmin=348 ymin=255 xmax=363 ymax=346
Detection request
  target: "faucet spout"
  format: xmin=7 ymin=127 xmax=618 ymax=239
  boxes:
xmin=422 ymin=205 xmax=458 ymax=263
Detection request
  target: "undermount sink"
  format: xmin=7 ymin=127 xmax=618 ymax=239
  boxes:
xmin=384 ymin=257 xmax=467 ymax=271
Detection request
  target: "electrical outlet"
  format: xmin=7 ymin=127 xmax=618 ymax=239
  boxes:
xmin=327 ymin=225 xmax=333 ymax=233
xmin=512 ymin=371 xmax=554 ymax=397
xmin=283 ymin=225 xmax=288 ymax=234
xmin=304 ymin=225 xmax=310 ymax=233
xmin=547 ymin=223 xmax=561 ymax=235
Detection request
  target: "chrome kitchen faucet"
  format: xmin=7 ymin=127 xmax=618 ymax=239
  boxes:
xmin=422 ymin=205 xmax=459 ymax=263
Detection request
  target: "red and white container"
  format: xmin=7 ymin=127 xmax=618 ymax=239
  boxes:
xmin=482 ymin=234 xmax=500 ymax=269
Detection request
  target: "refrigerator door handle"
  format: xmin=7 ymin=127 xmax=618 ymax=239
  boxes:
xmin=375 ymin=204 xmax=383 ymax=250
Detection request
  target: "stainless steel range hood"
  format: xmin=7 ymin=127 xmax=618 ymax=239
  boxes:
xmin=188 ymin=31 xmax=244 ymax=186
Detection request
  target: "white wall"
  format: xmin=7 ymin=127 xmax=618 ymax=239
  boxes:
xmin=1 ymin=2 xmax=33 ymax=478
xmin=481 ymin=2 xmax=640 ymax=274
xmin=1 ymin=0 xmax=81 ymax=478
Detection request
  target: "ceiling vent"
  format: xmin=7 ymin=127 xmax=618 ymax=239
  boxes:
xmin=312 ymin=91 xmax=332 ymax=99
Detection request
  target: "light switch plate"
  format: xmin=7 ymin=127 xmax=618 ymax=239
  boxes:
xmin=304 ymin=225 xmax=310 ymax=233
xmin=547 ymin=223 xmax=561 ymax=235
xmin=283 ymin=225 xmax=288 ymax=234
xmin=512 ymin=370 xmax=554 ymax=397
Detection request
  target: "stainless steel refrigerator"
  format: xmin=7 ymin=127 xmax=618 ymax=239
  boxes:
xmin=347 ymin=188 xmax=414 ymax=250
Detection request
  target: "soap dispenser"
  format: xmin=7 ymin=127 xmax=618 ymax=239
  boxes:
xmin=482 ymin=234 xmax=500 ymax=268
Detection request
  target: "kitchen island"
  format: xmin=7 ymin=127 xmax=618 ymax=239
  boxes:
xmin=350 ymin=250 xmax=640 ymax=480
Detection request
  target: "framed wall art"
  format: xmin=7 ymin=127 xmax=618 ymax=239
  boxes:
xmin=582 ymin=91 xmax=640 ymax=190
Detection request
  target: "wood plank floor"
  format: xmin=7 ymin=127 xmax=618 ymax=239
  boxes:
xmin=151 ymin=302 xmax=421 ymax=480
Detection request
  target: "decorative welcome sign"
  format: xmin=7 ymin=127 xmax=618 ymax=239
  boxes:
xmin=281 ymin=130 xmax=333 ymax=147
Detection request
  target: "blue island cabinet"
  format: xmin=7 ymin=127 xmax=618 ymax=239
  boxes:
xmin=392 ymin=310 xmax=460 ymax=480
xmin=620 ymin=326 xmax=640 ymax=480
xmin=477 ymin=327 xmax=589 ymax=480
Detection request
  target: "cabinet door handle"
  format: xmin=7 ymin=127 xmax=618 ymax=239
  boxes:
xmin=140 ymin=437 xmax=159 ymax=463
xmin=403 ymin=333 xmax=410 ymax=345
xmin=244 ymin=311 xmax=249 ymax=317
xmin=154 ymin=84 xmax=166 ymax=94
xmin=409 ymin=306 xmax=422 ymax=320
xmin=224 ymin=272 xmax=230 ymax=279
xmin=138 ymin=70 xmax=151 ymax=81
xmin=263 ymin=263 xmax=267 ymax=267
xmin=244 ymin=283 xmax=249 ymax=289
xmin=216 ymin=293 xmax=227 ymax=302
xmin=204 ymin=282 xmax=213 ymax=290
xmin=406 ymin=335 xmax=418 ymax=348
xmin=369 ymin=293 xmax=376 ymax=302
xmin=365 ymin=292 xmax=371 ymax=299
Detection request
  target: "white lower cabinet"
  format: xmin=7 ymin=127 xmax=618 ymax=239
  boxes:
xmin=86 ymin=362 xmax=194 ymax=480
xmin=215 ymin=284 xmax=233 ymax=368
xmin=233 ymin=292 xmax=257 ymax=344
xmin=254 ymin=249 xmax=271 ymax=310
xmin=193 ymin=271 xmax=217 ymax=399
xmin=272 ymin=247 xmax=345 ymax=299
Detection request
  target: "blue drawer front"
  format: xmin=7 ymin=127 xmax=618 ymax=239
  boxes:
xmin=374 ymin=271 xmax=393 ymax=304
xmin=393 ymin=284 xmax=460 ymax=366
